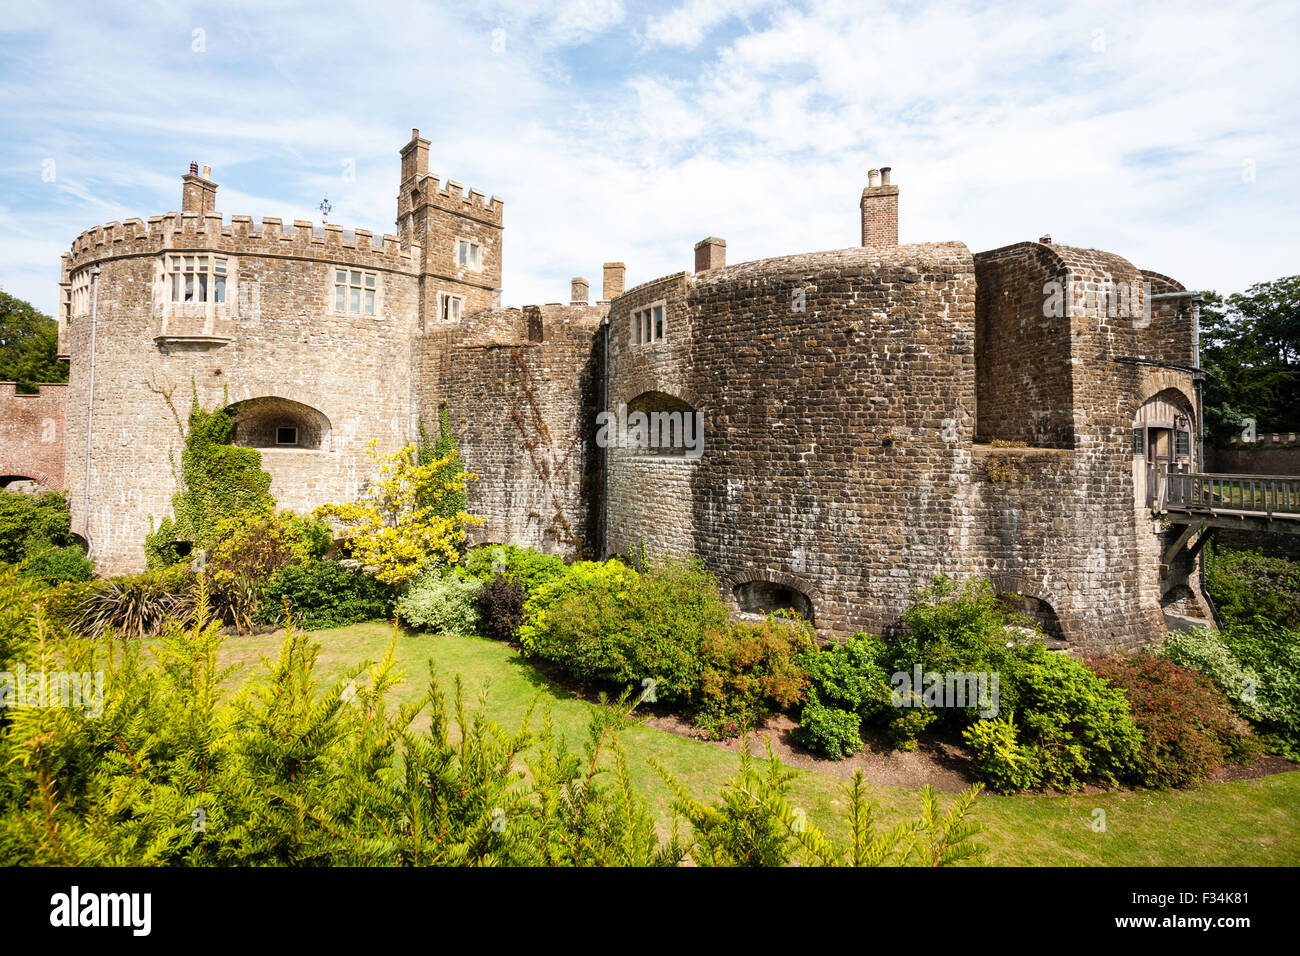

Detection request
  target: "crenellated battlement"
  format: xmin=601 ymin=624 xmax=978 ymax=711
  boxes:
xmin=66 ymin=212 xmax=416 ymax=274
xmin=413 ymin=174 xmax=504 ymax=224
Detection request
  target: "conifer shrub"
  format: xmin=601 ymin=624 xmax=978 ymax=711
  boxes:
xmin=0 ymin=566 xmax=989 ymax=867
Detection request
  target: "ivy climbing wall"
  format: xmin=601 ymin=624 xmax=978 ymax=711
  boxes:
xmin=414 ymin=304 xmax=604 ymax=557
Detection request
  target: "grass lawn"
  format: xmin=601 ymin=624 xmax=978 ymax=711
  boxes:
xmin=216 ymin=620 xmax=1300 ymax=866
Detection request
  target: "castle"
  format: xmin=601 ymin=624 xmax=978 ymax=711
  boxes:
xmin=19 ymin=129 xmax=1212 ymax=652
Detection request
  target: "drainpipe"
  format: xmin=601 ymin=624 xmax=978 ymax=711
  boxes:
xmin=82 ymin=265 xmax=101 ymax=558
xmin=600 ymin=314 xmax=609 ymax=559
xmin=1191 ymin=293 xmax=1204 ymax=470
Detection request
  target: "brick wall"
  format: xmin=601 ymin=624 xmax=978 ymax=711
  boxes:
xmin=0 ymin=382 xmax=67 ymax=490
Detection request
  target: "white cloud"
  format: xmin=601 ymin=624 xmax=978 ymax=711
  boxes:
xmin=1 ymin=0 xmax=1297 ymax=317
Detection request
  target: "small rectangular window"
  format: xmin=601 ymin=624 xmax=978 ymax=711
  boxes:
xmin=1132 ymin=428 xmax=1145 ymax=456
xmin=276 ymin=426 xmax=298 ymax=446
xmin=1175 ymin=430 xmax=1190 ymax=459
xmin=631 ymin=301 xmax=667 ymax=345
xmin=439 ymin=292 xmax=464 ymax=322
xmin=456 ymin=239 xmax=482 ymax=271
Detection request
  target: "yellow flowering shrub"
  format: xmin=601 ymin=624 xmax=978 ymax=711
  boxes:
xmin=314 ymin=441 xmax=481 ymax=587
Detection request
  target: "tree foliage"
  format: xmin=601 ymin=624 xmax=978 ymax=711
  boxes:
xmin=0 ymin=291 xmax=66 ymax=393
xmin=1200 ymin=275 xmax=1300 ymax=440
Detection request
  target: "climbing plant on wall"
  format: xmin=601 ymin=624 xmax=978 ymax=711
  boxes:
xmin=144 ymin=390 xmax=275 ymax=568
xmin=418 ymin=403 xmax=469 ymax=530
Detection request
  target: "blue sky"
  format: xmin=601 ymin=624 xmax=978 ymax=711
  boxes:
xmin=2 ymin=0 xmax=1298 ymax=317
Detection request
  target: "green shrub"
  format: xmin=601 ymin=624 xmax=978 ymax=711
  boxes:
xmin=1006 ymin=645 xmax=1142 ymax=791
xmin=1205 ymin=544 xmax=1299 ymax=629
xmin=1161 ymin=627 xmax=1265 ymax=722
xmin=258 ymin=560 xmax=394 ymax=630
xmin=887 ymin=706 xmax=938 ymax=752
xmin=207 ymin=508 xmax=331 ymax=587
xmin=19 ymin=544 xmax=94 ymax=585
xmin=792 ymin=693 xmax=863 ymax=759
xmin=398 ymin=567 xmax=482 ymax=635
xmin=458 ymin=544 xmax=567 ymax=595
xmin=0 ymin=490 xmax=77 ymax=565
xmin=1217 ymin=619 xmax=1300 ymax=759
xmin=791 ymin=633 xmax=893 ymax=757
xmin=518 ymin=556 xmax=729 ymax=706
xmin=1088 ymin=652 xmax=1255 ymax=788
xmin=798 ymin=633 xmax=893 ymax=717
xmin=962 ymin=717 xmax=1040 ymax=793
xmin=694 ymin=616 xmax=815 ymax=738
xmin=477 ymin=573 xmax=526 ymax=642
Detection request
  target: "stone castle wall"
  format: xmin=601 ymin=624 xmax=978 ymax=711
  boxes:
xmin=414 ymin=304 xmax=604 ymax=557
xmin=60 ymin=214 xmax=421 ymax=572
xmin=43 ymin=141 xmax=1208 ymax=653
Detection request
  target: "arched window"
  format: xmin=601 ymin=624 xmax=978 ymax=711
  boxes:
xmin=225 ymin=397 xmax=332 ymax=451
xmin=624 ymin=391 xmax=702 ymax=458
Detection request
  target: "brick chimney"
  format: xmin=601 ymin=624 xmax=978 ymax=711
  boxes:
xmin=602 ymin=262 xmax=626 ymax=301
xmin=570 ymin=277 xmax=589 ymax=305
xmin=860 ymin=166 xmax=898 ymax=247
xmin=694 ymin=237 xmax=726 ymax=272
xmin=181 ymin=162 xmax=218 ymax=215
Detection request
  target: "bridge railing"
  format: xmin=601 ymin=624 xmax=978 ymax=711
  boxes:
xmin=1164 ymin=469 xmax=1300 ymax=517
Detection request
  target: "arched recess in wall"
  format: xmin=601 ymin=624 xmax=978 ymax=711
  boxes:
xmin=623 ymin=391 xmax=703 ymax=459
xmin=224 ymin=397 xmax=332 ymax=451
xmin=0 ymin=475 xmax=53 ymax=493
xmin=733 ymin=579 xmax=816 ymax=626
xmin=996 ymin=591 xmax=1066 ymax=646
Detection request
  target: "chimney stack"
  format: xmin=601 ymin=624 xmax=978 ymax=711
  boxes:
xmin=602 ymin=262 xmax=626 ymax=301
xmin=860 ymin=166 xmax=899 ymax=247
xmin=694 ymin=237 xmax=726 ymax=273
xmin=570 ymin=277 xmax=589 ymax=305
xmin=181 ymin=162 xmax=218 ymax=215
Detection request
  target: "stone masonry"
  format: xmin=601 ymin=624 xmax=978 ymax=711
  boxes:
xmin=43 ymin=135 xmax=1204 ymax=651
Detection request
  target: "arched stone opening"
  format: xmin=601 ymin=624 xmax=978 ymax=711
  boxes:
xmin=0 ymin=475 xmax=52 ymax=494
xmin=622 ymin=391 xmax=703 ymax=459
xmin=225 ymin=397 xmax=332 ymax=451
xmin=997 ymin=591 xmax=1066 ymax=646
xmin=733 ymin=579 xmax=815 ymax=625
